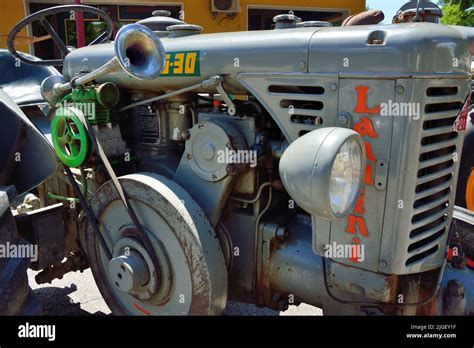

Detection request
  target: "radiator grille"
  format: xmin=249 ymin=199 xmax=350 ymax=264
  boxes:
xmin=406 ymin=86 xmax=464 ymax=266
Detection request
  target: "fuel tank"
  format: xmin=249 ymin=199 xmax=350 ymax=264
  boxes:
xmin=62 ymin=27 xmax=321 ymax=94
xmin=62 ymin=23 xmax=472 ymax=94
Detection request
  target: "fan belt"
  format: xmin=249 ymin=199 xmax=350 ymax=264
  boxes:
xmin=63 ymin=109 xmax=162 ymax=286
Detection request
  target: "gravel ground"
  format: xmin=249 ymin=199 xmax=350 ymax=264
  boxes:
xmin=27 ymin=268 xmax=322 ymax=316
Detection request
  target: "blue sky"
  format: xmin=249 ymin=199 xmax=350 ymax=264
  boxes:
xmin=366 ymin=0 xmax=438 ymax=23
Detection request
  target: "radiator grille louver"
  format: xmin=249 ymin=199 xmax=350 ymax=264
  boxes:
xmin=406 ymin=86 xmax=463 ymax=266
xmin=237 ymin=74 xmax=338 ymax=142
xmin=268 ymin=84 xmax=327 ymax=137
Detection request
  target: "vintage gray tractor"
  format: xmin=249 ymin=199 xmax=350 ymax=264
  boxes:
xmin=1 ymin=2 xmax=474 ymax=315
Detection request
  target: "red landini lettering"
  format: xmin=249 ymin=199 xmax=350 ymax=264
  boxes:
xmin=353 ymin=116 xmax=377 ymax=138
xmin=344 ymin=85 xmax=382 ymax=251
xmin=354 ymin=85 xmax=381 ymax=114
xmin=365 ymin=141 xmax=376 ymax=161
xmin=345 ymin=215 xmax=369 ymax=237
xmin=353 ymin=188 xmax=366 ymax=214
xmin=364 ymin=162 xmax=375 ymax=186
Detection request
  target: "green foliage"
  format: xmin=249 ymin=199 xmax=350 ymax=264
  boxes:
xmin=66 ymin=21 xmax=109 ymax=47
xmin=438 ymin=0 xmax=472 ymax=10
xmin=440 ymin=3 xmax=474 ymax=26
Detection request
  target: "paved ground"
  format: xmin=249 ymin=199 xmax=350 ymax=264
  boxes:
xmin=27 ymin=268 xmax=322 ymax=316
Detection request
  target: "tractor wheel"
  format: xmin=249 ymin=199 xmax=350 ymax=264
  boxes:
xmin=84 ymin=173 xmax=228 ymax=315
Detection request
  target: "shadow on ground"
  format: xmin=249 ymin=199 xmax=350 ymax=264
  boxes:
xmin=33 ymin=284 xmax=108 ymax=316
xmin=28 ymin=268 xmax=321 ymax=316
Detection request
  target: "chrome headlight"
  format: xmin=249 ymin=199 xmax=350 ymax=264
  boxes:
xmin=279 ymin=127 xmax=366 ymax=220
xmin=329 ymin=138 xmax=363 ymax=216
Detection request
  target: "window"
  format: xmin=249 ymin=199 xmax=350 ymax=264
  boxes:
xmin=29 ymin=3 xmax=181 ymax=64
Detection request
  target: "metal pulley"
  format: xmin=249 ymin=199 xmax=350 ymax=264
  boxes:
xmin=84 ymin=173 xmax=228 ymax=315
xmin=51 ymin=107 xmax=90 ymax=168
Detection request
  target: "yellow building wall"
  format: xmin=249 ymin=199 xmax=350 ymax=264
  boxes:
xmin=0 ymin=0 xmax=365 ymax=53
xmin=0 ymin=0 xmax=31 ymax=52
xmin=180 ymin=0 xmax=365 ymax=33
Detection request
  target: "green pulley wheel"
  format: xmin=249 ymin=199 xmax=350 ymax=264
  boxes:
xmin=51 ymin=107 xmax=90 ymax=168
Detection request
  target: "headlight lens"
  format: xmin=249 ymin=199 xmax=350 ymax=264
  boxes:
xmin=329 ymin=138 xmax=363 ymax=215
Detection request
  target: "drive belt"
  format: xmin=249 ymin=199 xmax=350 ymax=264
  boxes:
xmin=64 ymin=107 xmax=162 ymax=285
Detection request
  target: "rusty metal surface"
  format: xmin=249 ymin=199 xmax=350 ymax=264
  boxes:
xmin=436 ymin=264 xmax=474 ymax=315
xmin=14 ymin=203 xmax=66 ymax=270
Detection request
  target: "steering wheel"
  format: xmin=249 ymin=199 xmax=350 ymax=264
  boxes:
xmin=7 ymin=5 xmax=114 ymax=66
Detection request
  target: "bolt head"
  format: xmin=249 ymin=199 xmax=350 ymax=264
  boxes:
xmin=396 ymin=85 xmax=405 ymax=94
xmin=299 ymin=61 xmax=306 ymax=69
xmin=330 ymin=83 xmax=338 ymax=91
xmin=338 ymin=114 xmax=349 ymax=125
xmin=380 ymin=260 xmax=387 ymax=268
